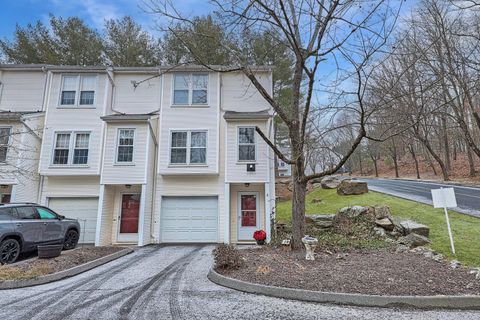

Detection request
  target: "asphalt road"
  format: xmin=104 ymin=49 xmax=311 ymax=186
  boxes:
xmin=0 ymin=245 xmax=479 ymax=320
xmin=362 ymin=178 xmax=480 ymax=218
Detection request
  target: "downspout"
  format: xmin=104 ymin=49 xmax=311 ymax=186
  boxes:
xmin=149 ymin=70 xmax=163 ymax=242
xmin=37 ymin=68 xmax=52 ymax=204
xmin=107 ymin=68 xmax=121 ymax=115
xmin=148 ymin=117 xmax=158 ymax=241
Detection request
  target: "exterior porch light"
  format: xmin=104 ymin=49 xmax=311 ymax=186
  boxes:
xmin=244 ymin=183 xmax=250 ymax=187
xmin=125 ymin=184 xmax=132 ymax=189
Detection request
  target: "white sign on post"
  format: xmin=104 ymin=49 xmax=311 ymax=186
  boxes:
xmin=431 ymin=188 xmax=457 ymax=255
xmin=431 ymin=188 xmax=457 ymax=208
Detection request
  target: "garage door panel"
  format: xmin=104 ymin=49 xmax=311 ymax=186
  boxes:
xmin=48 ymin=197 xmax=98 ymax=244
xmin=161 ymin=196 xmax=218 ymax=243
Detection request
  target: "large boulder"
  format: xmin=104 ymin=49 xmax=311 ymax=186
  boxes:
xmin=320 ymin=176 xmax=341 ymax=189
xmin=397 ymin=233 xmax=431 ymax=249
xmin=336 ymin=180 xmax=368 ymax=195
xmin=400 ymin=220 xmax=430 ymax=238
xmin=305 ymin=214 xmax=335 ymax=229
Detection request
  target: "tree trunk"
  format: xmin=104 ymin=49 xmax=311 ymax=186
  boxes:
xmin=442 ymin=116 xmax=451 ymax=171
xmin=408 ymin=145 xmax=420 ymax=179
xmin=453 ymin=142 xmax=457 ymax=161
xmin=291 ymin=171 xmax=306 ymax=251
xmin=423 ymin=138 xmax=449 ymax=181
xmin=392 ymin=155 xmax=399 ymax=178
xmin=358 ymin=155 xmax=363 ymax=175
xmin=372 ymin=157 xmax=379 ymax=177
xmin=466 ymin=143 xmax=476 ymax=177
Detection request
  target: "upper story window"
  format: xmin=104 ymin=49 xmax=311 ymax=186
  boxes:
xmin=173 ymin=74 xmax=208 ymax=106
xmin=170 ymin=130 xmax=207 ymax=165
xmin=238 ymin=127 xmax=256 ymax=162
xmin=117 ymin=129 xmax=135 ymax=163
xmin=52 ymin=132 xmax=90 ymax=165
xmin=0 ymin=127 xmax=11 ymax=163
xmin=60 ymin=75 xmax=96 ymax=107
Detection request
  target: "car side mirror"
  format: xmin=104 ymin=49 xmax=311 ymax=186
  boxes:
xmin=58 ymin=215 xmax=65 ymax=220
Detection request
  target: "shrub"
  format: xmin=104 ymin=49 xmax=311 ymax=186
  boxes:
xmin=213 ymin=244 xmax=243 ymax=270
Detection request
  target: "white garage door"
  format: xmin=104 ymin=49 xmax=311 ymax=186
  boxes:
xmin=161 ymin=196 xmax=218 ymax=243
xmin=48 ymin=197 xmax=99 ymax=243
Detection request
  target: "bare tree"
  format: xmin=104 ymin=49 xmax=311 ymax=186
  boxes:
xmin=144 ymin=0 xmax=402 ymax=249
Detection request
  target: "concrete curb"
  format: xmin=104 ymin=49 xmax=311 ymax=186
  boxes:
xmin=0 ymin=247 xmax=134 ymax=289
xmin=208 ymin=269 xmax=480 ymax=310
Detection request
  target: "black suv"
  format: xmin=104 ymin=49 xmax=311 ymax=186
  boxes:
xmin=0 ymin=203 xmax=81 ymax=264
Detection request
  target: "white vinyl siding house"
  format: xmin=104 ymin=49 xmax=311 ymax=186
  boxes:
xmin=0 ymin=64 xmax=275 ymax=245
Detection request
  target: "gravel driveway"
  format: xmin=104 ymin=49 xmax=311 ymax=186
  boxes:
xmin=0 ymin=245 xmax=478 ymax=320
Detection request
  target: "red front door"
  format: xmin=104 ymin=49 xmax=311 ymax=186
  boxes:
xmin=120 ymin=194 xmax=140 ymax=234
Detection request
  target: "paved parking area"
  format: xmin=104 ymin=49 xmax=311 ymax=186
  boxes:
xmin=0 ymin=245 xmax=478 ymax=319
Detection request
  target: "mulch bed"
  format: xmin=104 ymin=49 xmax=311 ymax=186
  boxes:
xmin=218 ymin=247 xmax=480 ymax=296
xmin=0 ymin=246 xmax=125 ymax=281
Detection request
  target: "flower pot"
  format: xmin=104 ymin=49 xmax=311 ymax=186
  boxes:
xmin=256 ymin=240 xmax=265 ymax=245
xmin=37 ymin=244 xmax=63 ymax=259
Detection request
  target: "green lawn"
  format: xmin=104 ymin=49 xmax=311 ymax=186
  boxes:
xmin=276 ymin=188 xmax=480 ymax=266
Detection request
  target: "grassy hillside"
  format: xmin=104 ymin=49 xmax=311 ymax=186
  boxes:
xmin=276 ymin=188 xmax=480 ymax=266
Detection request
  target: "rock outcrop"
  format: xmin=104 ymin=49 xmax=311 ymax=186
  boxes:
xmin=336 ymin=180 xmax=368 ymax=195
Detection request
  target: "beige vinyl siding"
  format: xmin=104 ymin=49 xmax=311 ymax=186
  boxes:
xmin=113 ymin=74 xmax=161 ymax=114
xmin=98 ymin=185 xmax=115 ymax=246
xmin=101 ymin=124 xmax=148 ymax=184
xmin=0 ymin=71 xmax=46 ymax=111
xmin=221 ymin=72 xmax=272 ymax=111
xmin=12 ymin=115 xmax=44 ymax=202
xmin=226 ymin=120 xmax=269 ymax=183
xmin=229 ymin=183 xmax=265 ymax=243
xmin=41 ymin=176 xmax=101 ymax=202
xmin=39 ymin=73 xmax=106 ymax=175
xmin=157 ymin=73 xmax=219 ymax=175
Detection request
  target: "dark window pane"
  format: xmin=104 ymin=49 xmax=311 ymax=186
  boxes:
xmin=0 ymin=146 xmax=7 ymax=162
xmin=170 ymin=148 xmax=187 ymax=164
xmin=0 ymin=207 xmax=14 ymax=220
xmin=239 ymin=145 xmax=255 ymax=161
xmin=73 ymin=149 xmax=89 ymax=164
xmin=171 ymin=132 xmax=187 ymax=148
xmin=54 ymin=149 xmax=69 ymax=164
xmin=117 ymin=146 xmax=133 ymax=162
xmin=0 ymin=128 xmax=10 ymax=144
xmin=15 ymin=206 xmax=39 ymax=219
xmin=190 ymin=148 xmax=206 ymax=164
xmin=192 ymin=90 xmax=207 ymax=104
xmin=79 ymin=91 xmax=94 ymax=105
xmin=239 ymin=128 xmax=255 ymax=143
xmin=61 ymin=91 xmax=76 ymax=105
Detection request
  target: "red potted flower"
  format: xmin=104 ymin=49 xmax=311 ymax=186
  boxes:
xmin=253 ymin=230 xmax=267 ymax=245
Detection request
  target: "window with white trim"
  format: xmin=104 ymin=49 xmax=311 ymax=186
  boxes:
xmin=170 ymin=131 xmax=207 ymax=165
xmin=173 ymin=74 xmax=208 ymax=105
xmin=238 ymin=127 xmax=256 ymax=161
xmin=0 ymin=127 xmax=11 ymax=163
xmin=60 ymin=75 xmax=96 ymax=106
xmin=53 ymin=132 xmax=90 ymax=165
xmin=117 ymin=129 xmax=135 ymax=163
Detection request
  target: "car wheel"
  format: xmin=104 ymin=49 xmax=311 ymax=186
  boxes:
xmin=0 ymin=238 xmax=21 ymax=264
xmin=63 ymin=229 xmax=79 ymax=250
